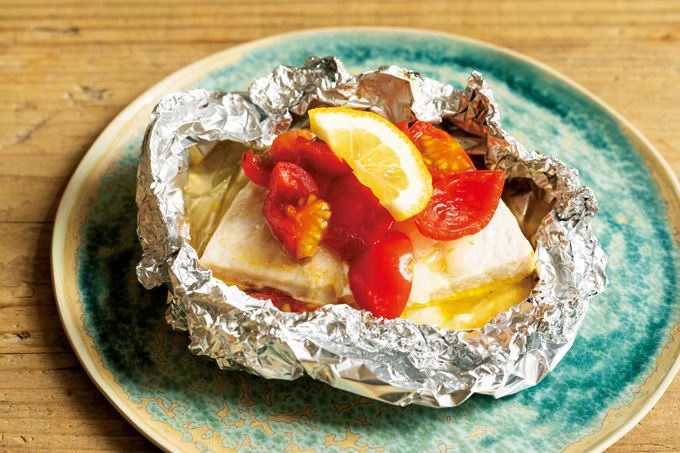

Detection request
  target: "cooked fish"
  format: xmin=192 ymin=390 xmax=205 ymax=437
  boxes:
xmin=398 ymin=201 xmax=536 ymax=329
xmin=201 ymin=181 xmax=536 ymax=329
xmin=199 ymin=182 xmax=351 ymax=305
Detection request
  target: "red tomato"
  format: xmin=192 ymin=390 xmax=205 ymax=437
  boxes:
xmin=413 ymin=170 xmax=505 ymax=242
xmin=270 ymin=131 xmax=351 ymax=179
xmin=247 ymin=290 xmax=320 ymax=313
xmin=242 ymin=130 xmax=352 ymax=188
xmin=323 ymin=173 xmax=395 ymax=261
xmin=394 ymin=120 xmax=411 ymax=136
xmin=305 ymin=166 xmax=333 ymax=199
xmin=348 ymin=231 xmax=414 ymax=319
xmin=268 ymin=130 xmax=316 ymax=159
xmin=242 ymin=149 xmax=271 ymax=187
xmin=409 ymin=121 xmax=474 ymax=181
xmin=263 ymin=162 xmax=331 ymax=259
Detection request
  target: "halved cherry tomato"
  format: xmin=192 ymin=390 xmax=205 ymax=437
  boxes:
xmin=247 ymin=290 xmax=320 ymax=313
xmin=270 ymin=131 xmax=351 ymax=179
xmin=394 ymin=120 xmax=411 ymax=136
xmin=242 ymin=130 xmax=351 ymax=188
xmin=409 ymin=121 xmax=474 ymax=181
xmin=348 ymin=231 xmax=414 ymax=319
xmin=263 ymin=162 xmax=331 ymax=259
xmin=302 ymin=166 xmax=333 ymax=199
xmin=413 ymin=170 xmax=505 ymax=241
xmin=323 ymin=173 xmax=395 ymax=261
xmin=242 ymin=149 xmax=271 ymax=187
xmin=268 ymin=130 xmax=316 ymax=159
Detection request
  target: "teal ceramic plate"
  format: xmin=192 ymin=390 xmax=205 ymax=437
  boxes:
xmin=52 ymin=28 xmax=680 ymax=452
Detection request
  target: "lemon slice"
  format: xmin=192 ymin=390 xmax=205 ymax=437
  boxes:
xmin=308 ymin=107 xmax=432 ymax=221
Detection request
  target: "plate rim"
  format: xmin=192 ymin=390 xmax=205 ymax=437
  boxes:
xmin=51 ymin=25 xmax=680 ymax=453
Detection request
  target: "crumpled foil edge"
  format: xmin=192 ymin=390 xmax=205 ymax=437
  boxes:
xmin=135 ymin=56 xmax=608 ymax=407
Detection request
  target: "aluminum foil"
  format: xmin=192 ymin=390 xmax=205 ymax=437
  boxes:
xmin=136 ymin=56 xmax=608 ymax=407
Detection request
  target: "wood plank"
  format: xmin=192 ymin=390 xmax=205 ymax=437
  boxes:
xmin=0 ymin=223 xmax=54 ymax=285
xmin=0 ymin=435 xmax=155 ymax=452
xmin=0 ymin=352 xmax=155 ymax=449
xmin=0 ymin=305 xmax=63 ymax=334
xmin=0 ymin=352 xmax=80 ymax=371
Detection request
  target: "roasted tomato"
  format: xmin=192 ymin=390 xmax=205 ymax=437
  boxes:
xmin=413 ymin=170 xmax=505 ymax=241
xmin=242 ymin=149 xmax=271 ymax=187
xmin=348 ymin=231 xmax=414 ymax=319
xmin=394 ymin=120 xmax=411 ymax=136
xmin=270 ymin=130 xmax=351 ymax=179
xmin=243 ymin=130 xmax=351 ymax=187
xmin=268 ymin=129 xmax=316 ymax=157
xmin=408 ymin=121 xmax=474 ymax=181
xmin=323 ymin=173 xmax=395 ymax=261
xmin=247 ymin=290 xmax=320 ymax=313
xmin=263 ymin=162 xmax=331 ymax=259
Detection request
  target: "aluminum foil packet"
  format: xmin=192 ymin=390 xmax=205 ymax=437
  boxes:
xmin=136 ymin=56 xmax=608 ymax=407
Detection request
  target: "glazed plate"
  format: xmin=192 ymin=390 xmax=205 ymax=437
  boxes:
xmin=52 ymin=28 xmax=680 ymax=452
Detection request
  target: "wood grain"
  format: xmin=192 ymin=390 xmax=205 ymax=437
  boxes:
xmin=1 ymin=0 xmax=679 ymax=450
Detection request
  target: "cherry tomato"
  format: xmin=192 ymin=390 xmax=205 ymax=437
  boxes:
xmin=301 ymin=166 xmax=333 ymax=199
xmin=242 ymin=131 xmax=351 ymax=188
xmin=348 ymin=231 xmax=414 ymax=319
xmin=394 ymin=120 xmax=411 ymax=136
xmin=247 ymin=290 xmax=320 ymax=313
xmin=270 ymin=131 xmax=351 ymax=179
xmin=409 ymin=121 xmax=474 ymax=181
xmin=242 ymin=149 xmax=271 ymax=187
xmin=268 ymin=129 xmax=316 ymax=157
xmin=323 ymin=173 xmax=395 ymax=261
xmin=263 ymin=162 xmax=331 ymax=259
xmin=413 ymin=170 xmax=505 ymax=242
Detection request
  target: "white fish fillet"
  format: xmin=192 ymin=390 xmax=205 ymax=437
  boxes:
xmin=201 ymin=181 xmax=534 ymax=312
xmin=200 ymin=182 xmax=351 ymax=304
xmin=395 ymin=200 xmax=536 ymax=304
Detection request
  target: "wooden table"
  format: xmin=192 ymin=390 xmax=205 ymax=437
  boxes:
xmin=2 ymin=0 xmax=679 ymax=450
